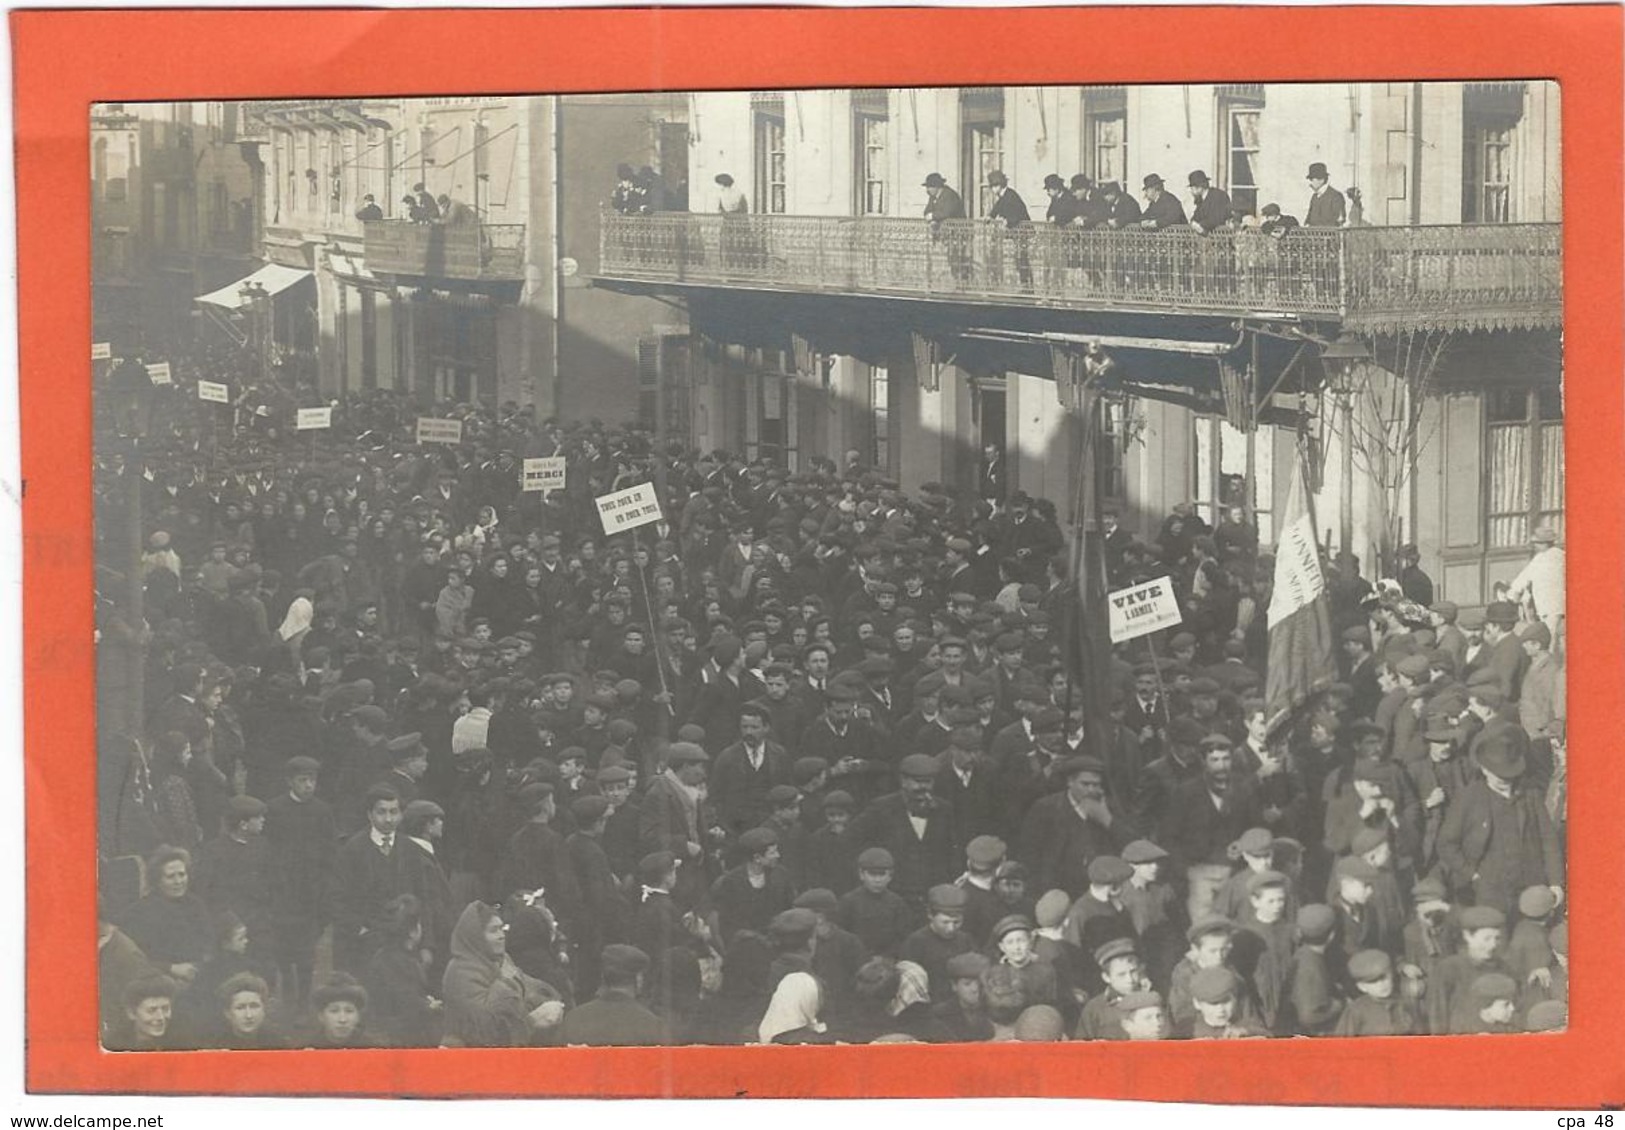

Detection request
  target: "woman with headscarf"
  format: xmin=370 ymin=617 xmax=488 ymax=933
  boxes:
xmin=757 ymin=970 xmax=830 ymax=1044
xmin=440 ymin=901 xmax=566 ymax=1047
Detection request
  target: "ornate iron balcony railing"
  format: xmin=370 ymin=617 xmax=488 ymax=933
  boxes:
xmin=364 ymin=220 xmax=526 ymax=282
xmin=598 ymin=213 xmax=1561 ymax=333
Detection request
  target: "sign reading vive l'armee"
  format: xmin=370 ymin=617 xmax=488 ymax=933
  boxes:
xmin=1106 ymin=575 xmax=1184 ymax=644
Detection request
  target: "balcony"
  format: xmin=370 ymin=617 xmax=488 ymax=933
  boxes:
xmin=597 ymin=214 xmax=1561 ymax=334
xmin=363 ymin=220 xmax=526 ymax=283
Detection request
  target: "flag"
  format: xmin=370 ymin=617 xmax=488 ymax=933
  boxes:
xmin=1264 ymin=463 xmax=1338 ymax=736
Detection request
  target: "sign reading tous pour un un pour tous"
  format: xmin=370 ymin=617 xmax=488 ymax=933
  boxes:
xmin=1107 ymin=575 xmax=1184 ymax=644
xmin=595 ymin=482 xmax=663 ymax=536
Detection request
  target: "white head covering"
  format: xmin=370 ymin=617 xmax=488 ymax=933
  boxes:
xmin=757 ymin=971 xmax=824 ymax=1044
xmin=889 ymin=960 xmax=932 ymax=1016
xmin=276 ymin=595 xmax=314 ymax=642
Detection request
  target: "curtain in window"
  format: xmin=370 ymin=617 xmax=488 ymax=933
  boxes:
xmin=1487 ymin=423 xmax=1530 ymax=547
xmin=1538 ymin=421 xmax=1565 ymax=537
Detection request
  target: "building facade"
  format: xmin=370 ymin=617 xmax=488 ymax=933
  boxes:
xmin=599 ymin=82 xmax=1563 ymax=605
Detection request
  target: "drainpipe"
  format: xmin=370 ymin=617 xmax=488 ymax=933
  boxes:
xmin=1410 ymin=82 xmax=1424 ymax=226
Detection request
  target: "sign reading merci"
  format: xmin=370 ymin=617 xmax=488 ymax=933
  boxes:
xmin=416 ymin=417 xmax=464 ymax=445
xmin=522 ymin=456 xmax=567 ymax=492
xmin=595 ymin=482 xmax=663 ymax=536
xmin=197 ymin=380 xmax=231 ymax=404
xmin=1106 ymin=575 xmax=1184 ymax=644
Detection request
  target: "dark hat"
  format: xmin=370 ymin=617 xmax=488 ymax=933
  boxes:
xmin=857 ymin=846 xmax=895 ymax=871
xmin=1476 ymin=731 xmax=1527 ymax=781
xmin=227 ymin=795 xmax=267 ymax=821
xmin=1307 ymin=161 xmax=1330 ymax=180
xmin=570 ymin=795 xmax=611 ymax=825
xmin=404 ymin=799 xmax=445 ymax=822
xmin=1350 ymin=826 xmax=1389 ymax=856
xmin=637 ymin=850 xmax=678 ymax=880
xmin=1412 ymin=876 xmax=1449 ymax=904
xmin=1170 ymin=631 xmax=1197 ymax=651
xmin=1334 ymin=856 xmax=1380 ymax=885
xmin=991 ymin=914 xmax=1036 ymax=941
xmin=285 ymin=755 xmax=322 ymax=777
xmin=1034 ymin=889 xmax=1070 ymax=928
xmin=601 ymin=943 xmax=650 ymax=978
xmin=1087 ymin=855 xmax=1134 ymax=886
xmin=1518 ymin=885 xmax=1558 ymax=919
xmin=666 ymin=741 xmax=709 ymax=766
xmin=1471 ymin=971 xmax=1519 ymax=1003
xmin=1230 ymin=827 xmax=1275 ymax=858
xmin=793 ymin=888 xmax=838 ymax=914
xmin=595 ymin=764 xmax=633 ymax=785
xmin=1043 ymin=173 xmax=1066 ymax=190
xmin=948 ymin=726 xmax=981 ymax=752
xmin=996 ymin=859 xmax=1030 ymax=883
xmin=1348 ymin=949 xmax=1392 ymax=984
xmin=1188 ymin=676 xmax=1222 ymax=697
xmin=966 ymin=835 xmax=1007 ymax=868
xmin=1115 ymin=989 xmax=1163 ymax=1013
xmin=1031 ymin=707 xmax=1065 ymax=734
xmin=1296 ymin=903 xmax=1337 ymax=941
xmin=739 ymin=827 xmax=779 ymax=855
xmin=822 ymin=789 xmax=855 ymax=811
xmin=1094 ymin=937 xmax=1139 ymax=969
xmin=1142 ymin=173 xmax=1165 ymax=189
xmin=1122 ymin=839 xmax=1169 ymax=864
xmin=1190 ymin=966 xmax=1239 ymax=1004
xmin=1459 ymin=905 xmax=1506 ymax=932
xmin=899 ymin=752 xmax=940 ymax=779
xmin=1187 ymin=169 xmax=1211 ymax=188
xmin=1396 ymin=653 xmax=1432 ymax=680
xmin=352 ymin=705 xmax=390 ymax=730
xmin=928 ymin=883 xmax=968 ymax=911
xmin=1526 ymin=1000 xmax=1567 ymax=1032
xmin=1530 ymin=523 xmax=1559 ymax=547
xmin=985 ymin=169 xmax=1008 ymax=187
xmin=769 ymin=907 xmax=819 ymax=939
xmin=947 ymin=951 xmax=992 ymax=979
xmin=922 ymin=172 xmax=948 ymax=188
xmin=1517 ymin=621 xmax=1552 ymax=647
xmin=1070 ymin=174 xmax=1094 ymax=190
xmin=1167 ymin=716 xmax=1205 ymax=746
xmin=1260 ymin=202 xmax=1282 ymax=217
xmin=1458 ymin=607 xmax=1487 ymax=631
xmin=1100 ymin=180 xmax=1122 ymax=196
xmin=311 ymin=975 xmax=370 ymax=1011
xmin=1341 ymin=624 xmax=1372 ymax=647
xmin=1059 ymin=755 xmax=1106 ymax=780
xmin=1185 ymin=915 xmax=1236 ymax=944
xmin=1485 ymin=601 xmax=1519 ymax=626
xmin=793 ymin=757 xmax=830 ymax=784
xmin=1245 ymin=869 xmax=1288 ymax=895
xmin=518 ymin=782 xmax=555 ymax=810
xmin=766 ymin=784 xmax=802 ymax=807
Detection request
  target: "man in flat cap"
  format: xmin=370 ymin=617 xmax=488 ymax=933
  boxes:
xmin=1427 ymin=904 xmax=1513 ymax=1034
xmin=1159 ymin=735 xmax=1264 ymax=923
xmin=567 ymin=794 xmax=627 ymax=996
xmin=900 ymin=883 xmax=976 ymax=1002
xmin=927 ymin=950 xmax=995 ymax=1042
xmin=1076 ymin=936 xmax=1150 ymax=1040
xmin=560 ymin=944 xmax=668 ymax=1046
xmin=849 ymin=752 xmax=960 ymax=910
xmin=1334 ymin=949 xmax=1421 ymax=1036
xmin=1437 ymin=730 xmax=1563 ymax=919
xmin=708 ymin=826 xmax=795 ymax=946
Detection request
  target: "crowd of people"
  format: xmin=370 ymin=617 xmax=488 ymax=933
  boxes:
xmin=95 ymin=337 xmax=1567 ymax=1051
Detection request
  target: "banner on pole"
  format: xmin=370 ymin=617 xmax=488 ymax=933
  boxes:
xmin=522 ymin=456 xmax=567 ymax=493
xmin=91 ymin=342 xmax=111 ymax=360
xmin=1263 ymin=465 xmax=1338 ymax=736
xmin=416 ymin=417 xmax=464 ymax=445
xmin=296 ymin=406 xmax=333 ymax=431
xmin=1106 ymin=575 xmax=1184 ymax=644
xmin=596 ymin=482 xmax=663 ymax=535
xmin=145 ymin=362 xmax=173 ymax=386
xmin=197 ymin=380 xmax=231 ymax=404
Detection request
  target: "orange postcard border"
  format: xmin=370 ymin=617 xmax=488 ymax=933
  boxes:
xmin=13 ymin=5 xmax=1624 ymax=1105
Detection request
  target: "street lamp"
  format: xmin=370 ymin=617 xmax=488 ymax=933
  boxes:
xmin=239 ymin=280 xmax=272 ymax=385
xmin=107 ymin=355 xmax=158 ymax=736
xmin=1320 ymin=332 xmax=1371 ymax=559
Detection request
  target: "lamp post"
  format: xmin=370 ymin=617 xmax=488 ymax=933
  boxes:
xmin=239 ymin=280 xmax=272 ymax=384
xmin=1320 ymin=332 xmax=1372 ymax=559
xmin=108 ymin=355 xmax=157 ymax=736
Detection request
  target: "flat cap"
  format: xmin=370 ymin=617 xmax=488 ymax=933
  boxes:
xmin=1459 ymin=906 xmax=1507 ymax=932
xmin=665 ymin=741 xmax=709 ymax=766
xmin=352 ymin=705 xmax=390 ymax=730
xmin=738 ymin=827 xmax=779 ymax=854
xmin=857 ymin=847 xmax=895 ymax=871
xmin=1190 ymin=966 xmax=1240 ymax=1004
xmin=928 ymin=883 xmax=968 ymax=911
xmin=1349 ymin=826 xmax=1389 ymax=856
xmin=570 ymin=795 xmax=610 ymax=825
xmin=899 ymin=752 xmax=940 ymax=779
xmin=946 ymin=952 xmax=992 ymax=979
xmin=1186 ymin=915 xmax=1236 ymax=943
xmin=769 ymin=908 xmax=819 ymax=939
xmin=1231 ymin=827 xmax=1275 ymax=858
xmin=637 ymin=850 xmax=678 ymax=880
xmin=1412 ymin=876 xmax=1449 ymax=904
xmin=966 ymin=835 xmax=1008 ymax=868
xmin=227 ymin=795 xmax=267 ymax=820
xmin=601 ymin=943 xmax=651 ymax=978
xmin=1115 ymin=989 xmax=1164 ymax=1013
xmin=1246 ymin=869 xmax=1288 ymax=895
xmin=821 ymin=789 xmax=855 ymax=811
xmin=766 ymin=784 xmax=802 ymax=806
xmin=793 ymin=888 xmax=838 ymax=914
xmin=1122 ymin=839 xmax=1169 ymax=864
xmin=1471 ymin=972 xmax=1519 ymax=1002
xmin=1058 ymin=755 xmax=1106 ymax=779
xmin=285 ymin=755 xmax=322 ymax=776
xmin=1034 ymin=888 xmax=1070 ymax=928
xmin=1334 ymin=856 xmax=1380 ymax=885
xmin=1348 ymin=949 xmax=1393 ymax=983
xmin=1094 ymin=936 xmax=1139 ymax=969
xmin=1296 ymin=903 xmax=1337 ymax=941
xmin=385 ymin=731 xmax=424 ymax=754
xmin=1485 ymin=601 xmax=1519 ymax=626
xmin=1087 ymin=855 xmax=1134 ymax=886
xmin=595 ymin=764 xmax=633 ymax=785
xmin=990 ymin=914 xmax=1036 ymax=941
xmin=1518 ymin=885 xmax=1558 ymax=919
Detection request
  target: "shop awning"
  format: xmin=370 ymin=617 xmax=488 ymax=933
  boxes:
xmin=195 ymin=263 xmax=312 ymax=310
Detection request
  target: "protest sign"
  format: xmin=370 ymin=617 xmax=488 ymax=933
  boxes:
xmin=595 ymin=482 xmax=663 ymax=535
xmin=522 ymin=456 xmax=567 ymax=492
xmin=416 ymin=417 xmax=464 ymax=445
xmin=1106 ymin=575 xmax=1184 ymax=644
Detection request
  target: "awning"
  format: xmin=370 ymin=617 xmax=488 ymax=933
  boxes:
xmin=195 ymin=263 xmax=312 ymax=310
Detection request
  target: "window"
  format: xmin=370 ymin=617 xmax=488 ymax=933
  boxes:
xmin=854 ymin=112 xmax=888 ymax=215
xmin=210 ymin=180 xmax=229 ymax=234
xmin=1222 ymin=102 xmax=1263 ymax=216
xmin=871 ymin=365 xmax=891 ymax=471
xmin=1463 ymin=85 xmax=1523 ymax=223
xmin=1083 ymin=87 xmax=1127 ymax=185
xmin=754 ymin=112 xmax=787 ymax=214
xmin=1486 ymin=384 xmax=1562 ymax=547
xmin=960 ymin=89 xmax=1005 ymax=218
xmin=329 ymin=135 xmax=344 ymax=215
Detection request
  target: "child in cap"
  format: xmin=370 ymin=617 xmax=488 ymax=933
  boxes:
xmin=760 ymin=784 xmax=807 ymax=887
xmin=1061 ymin=855 xmax=1134 ymax=955
xmin=992 ymin=859 xmax=1037 ymax=923
xmin=1119 ymin=839 xmax=1182 ymax=989
xmin=991 ymin=914 xmax=1059 ymax=1008
xmin=1167 ymin=916 xmax=1263 ymax=1034
xmin=1186 ymin=967 xmax=1268 ymax=1039
xmin=835 ymin=846 xmax=913 ymax=957
xmin=1214 ymin=827 xmax=1284 ymax=923
xmin=900 ymin=884 xmax=975 ymax=1002
xmin=955 ymin=835 xmax=1008 ymax=948
xmin=1031 ymin=887 xmax=1089 ymax=1016
xmin=1115 ymin=989 xmax=1170 ymax=1041
xmin=1231 ymin=870 xmax=1295 ymax=1031
xmin=1076 ymin=937 xmax=1149 ymax=1041
xmin=1281 ymin=904 xmax=1344 ymax=1036
xmin=1402 ymin=875 xmax=1459 ymax=984
xmin=1429 ymin=905 xmax=1513 ymax=1035
xmin=1461 ymin=972 xmax=1521 ymax=1034
xmin=927 ymin=951 xmax=995 ymax=1042
xmin=1333 ymin=949 xmax=1420 ymax=1036
xmin=803 ymin=790 xmax=856 ymax=895
xmin=1507 ymin=884 xmax=1559 ymax=990
xmin=1327 ymin=827 xmax=1407 ymax=954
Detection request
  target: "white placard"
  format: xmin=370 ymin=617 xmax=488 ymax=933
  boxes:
xmin=522 ymin=456 xmax=567 ymax=492
xmin=296 ymin=406 xmax=333 ymax=430
xmin=91 ymin=342 xmax=111 ymax=360
xmin=197 ymin=380 xmax=231 ymax=404
xmin=145 ymin=362 xmax=173 ymax=385
xmin=416 ymin=416 xmax=464 ymax=445
xmin=1107 ymin=575 xmax=1184 ymax=644
xmin=595 ymin=482 xmax=664 ymax=535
